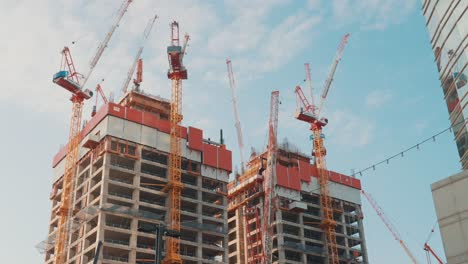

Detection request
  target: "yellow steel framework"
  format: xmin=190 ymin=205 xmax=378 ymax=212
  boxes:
xmin=54 ymin=97 xmax=85 ymax=264
xmin=313 ymin=125 xmax=339 ymax=264
xmin=163 ymin=21 xmax=189 ymax=264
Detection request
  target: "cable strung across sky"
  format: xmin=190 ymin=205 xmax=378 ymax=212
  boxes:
xmin=352 ymin=118 xmax=467 ymax=177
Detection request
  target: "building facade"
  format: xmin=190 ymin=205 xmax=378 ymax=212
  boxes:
xmin=227 ymin=147 xmax=369 ymax=264
xmin=43 ymin=91 xmax=232 ymax=264
xmin=422 ymin=0 xmax=468 ymax=168
xmin=432 ymin=170 xmax=468 ymax=264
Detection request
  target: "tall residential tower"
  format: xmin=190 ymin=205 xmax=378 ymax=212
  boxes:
xmin=422 ymin=0 xmax=468 ymax=168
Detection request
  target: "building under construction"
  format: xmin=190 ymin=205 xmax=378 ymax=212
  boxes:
xmin=227 ymin=145 xmax=369 ymax=264
xmin=44 ymin=90 xmax=232 ymax=263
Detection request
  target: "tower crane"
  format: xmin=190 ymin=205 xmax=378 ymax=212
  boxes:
xmin=262 ymin=90 xmax=280 ymax=263
xmin=51 ymin=1 xmax=133 ymax=263
xmin=294 ymin=33 xmax=349 ymax=264
xmin=52 ymin=47 xmax=93 ymax=264
xmin=226 ymin=59 xmax=246 ymax=173
xmin=361 ymin=190 xmax=420 ymax=264
xmin=163 ymin=21 xmax=189 ymax=264
xmin=121 ymin=14 xmax=158 ymax=94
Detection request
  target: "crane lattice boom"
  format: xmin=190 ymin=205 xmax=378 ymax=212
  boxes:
xmin=316 ymin=33 xmax=349 ymax=117
xmin=83 ymin=0 xmax=134 ymax=88
xmin=262 ymin=90 xmax=279 ymax=264
xmin=226 ymin=59 xmax=246 ymax=172
xmin=304 ymin=63 xmax=315 ymax=114
xmin=361 ymin=190 xmax=419 ymax=264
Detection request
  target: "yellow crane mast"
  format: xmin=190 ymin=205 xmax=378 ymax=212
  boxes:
xmin=52 ymin=1 xmax=133 ymax=262
xmin=163 ymin=21 xmax=189 ymax=264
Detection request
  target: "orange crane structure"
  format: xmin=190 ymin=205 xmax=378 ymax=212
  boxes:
xmin=262 ymin=90 xmax=280 ymax=263
xmin=163 ymin=21 xmax=190 ymax=264
xmin=121 ymin=14 xmax=158 ymax=94
xmin=51 ymin=1 xmax=133 ymax=263
xmin=226 ymin=59 xmax=246 ymax=173
xmin=361 ymin=190 xmax=420 ymax=264
xmin=294 ymin=33 xmax=349 ymax=264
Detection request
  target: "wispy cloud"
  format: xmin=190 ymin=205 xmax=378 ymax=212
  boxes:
xmin=365 ymin=89 xmax=393 ymax=108
xmin=327 ymin=109 xmax=375 ymax=146
xmin=332 ymin=0 xmax=418 ymax=30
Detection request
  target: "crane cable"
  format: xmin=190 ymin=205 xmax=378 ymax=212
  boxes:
xmin=352 ymin=118 xmax=467 ymax=177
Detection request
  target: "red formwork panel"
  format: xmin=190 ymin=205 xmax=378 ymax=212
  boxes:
xmin=329 ymin=171 xmax=341 ymax=183
xmin=52 ymin=144 xmax=68 ymax=168
xmin=351 ymin=178 xmax=362 ymax=190
xmin=142 ymin=112 xmax=158 ymax=128
xmin=288 ymin=167 xmax=301 ymax=191
xmin=218 ymin=148 xmax=232 ymax=172
xmin=156 ymin=119 xmax=171 ymax=134
xmin=80 ymin=103 xmax=109 ymax=141
xmin=298 ymin=160 xmax=310 ymax=182
xmin=126 ymin=107 xmax=143 ymax=124
xmin=310 ymin=165 xmax=318 ymax=178
xmin=54 ymin=104 xmax=109 ymax=168
xmin=276 ymin=164 xmax=289 ymax=188
xmin=188 ymin=126 xmax=203 ymax=151
xmin=108 ymin=103 xmax=125 ymax=119
xmin=203 ymin=143 xmax=218 ymax=168
xmin=179 ymin=126 xmax=188 ymax=139
xmin=341 ymin=174 xmax=352 ymax=186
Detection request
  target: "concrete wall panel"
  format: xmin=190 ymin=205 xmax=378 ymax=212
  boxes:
xmin=123 ymin=120 xmax=141 ymax=143
xmin=141 ymin=125 xmax=157 ymax=148
xmin=156 ymin=131 xmax=170 ymax=153
xmin=107 ymin=116 xmax=124 ymax=139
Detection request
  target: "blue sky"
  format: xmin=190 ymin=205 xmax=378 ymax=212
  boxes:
xmin=0 ymin=0 xmax=461 ymax=263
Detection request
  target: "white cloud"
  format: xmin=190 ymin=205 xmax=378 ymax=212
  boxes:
xmin=365 ymin=89 xmax=393 ymax=108
xmin=327 ymin=109 xmax=375 ymax=146
xmin=332 ymin=0 xmax=418 ymax=30
xmin=307 ymin=0 xmax=321 ymax=9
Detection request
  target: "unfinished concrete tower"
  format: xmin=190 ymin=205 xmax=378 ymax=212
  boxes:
xmin=43 ymin=90 xmax=232 ymax=263
xmin=227 ymin=145 xmax=369 ymax=264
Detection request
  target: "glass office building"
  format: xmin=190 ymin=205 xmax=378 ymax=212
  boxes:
xmin=422 ymin=0 xmax=467 ymax=169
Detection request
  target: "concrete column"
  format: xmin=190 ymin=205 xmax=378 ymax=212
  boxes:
xmin=357 ymin=206 xmax=369 ymax=264
xmin=275 ymin=210 xmax=286 ymax=263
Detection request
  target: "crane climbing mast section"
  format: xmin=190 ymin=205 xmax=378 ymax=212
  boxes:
xmin=226 ymin=59 xmax=246 ymax=172
xmin=83 ymin=0 xmax=134 ymax=88
xmin=361 ymin=190 xmax=419 ymax=264
xmin=262 ymin=90 xmax=280 ymax=264
xmin=163 ymin=21 xmax=189 ymax=264
xmin=52 ymin=48 xmax=93 ymax=264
